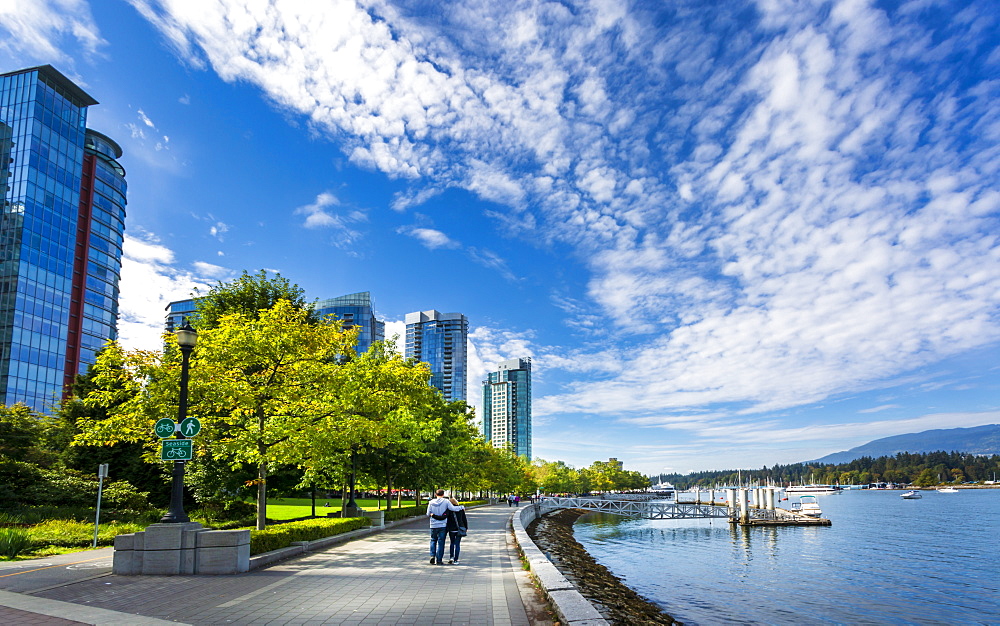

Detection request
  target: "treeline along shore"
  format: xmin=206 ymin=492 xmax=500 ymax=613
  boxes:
xmin=654 ymin=450 xmax=1000 ymax=489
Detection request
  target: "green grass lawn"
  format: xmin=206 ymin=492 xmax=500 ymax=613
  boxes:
xmin=265 ymin=497 xmax=421 ymax=520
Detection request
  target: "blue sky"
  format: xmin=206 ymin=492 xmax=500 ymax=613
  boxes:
xmin=2 ymin=0 xmax=998 ymax=475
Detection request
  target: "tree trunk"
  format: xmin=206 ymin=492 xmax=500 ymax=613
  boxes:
xmin=384 ymin=459 xmax=393 ymax=510
xmin=256 ymin=460 xmax=268 ymax=530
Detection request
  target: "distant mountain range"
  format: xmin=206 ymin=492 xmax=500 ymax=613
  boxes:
xmin=811 ymin=424 xmax=1000 ymax=465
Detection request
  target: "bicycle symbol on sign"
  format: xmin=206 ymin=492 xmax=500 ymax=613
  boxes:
xmin=165 ymin=447 xmax=187 ymax=459
xmin=155 ymin=419 xmax=175 ymax=438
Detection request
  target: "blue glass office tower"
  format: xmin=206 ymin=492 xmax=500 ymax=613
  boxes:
xmin=482 ymin=358 xmax=532 ymax=459
xmin=0 ymin=66 xmax=126 ymax=410
xmin=405 ymin=310 xmax=468 ymax=402
xmin=165 ymin=298 xmax=197 ymax=333
xmin=314 ymin=291 xmax=385 ymax=355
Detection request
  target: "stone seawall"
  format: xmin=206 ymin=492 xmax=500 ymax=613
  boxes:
xmin=512 ymin=504 xmax=677 ymax=625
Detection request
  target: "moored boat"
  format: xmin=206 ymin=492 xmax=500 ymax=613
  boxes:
xmin=650 ymin=481 xmax=676 ymax=500
xmin=785 ymin=484 xmax=844 ymax=495
xmin=900 ymin=490 xmax=922 ymax=499
xmin=936 ymin=486 xmax=959 ymax=493
xmin=791 ymin=495 xmax=823 ymax=517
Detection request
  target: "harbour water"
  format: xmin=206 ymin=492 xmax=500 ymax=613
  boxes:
xmin=572 ymin=489 xmax=1000 ymax=625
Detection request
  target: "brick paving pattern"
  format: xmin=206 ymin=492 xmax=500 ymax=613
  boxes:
xmin=0 ymin=606 xmax=90 ymax=626
xmin=25 ymin=505 xmax=533 ymax=625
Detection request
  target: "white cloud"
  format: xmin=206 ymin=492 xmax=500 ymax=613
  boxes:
xmin=117 ymin=233 xmax=214 ymax=351
xmin=0 ymin=0 xmax=105 ymax=63
xmin=398 ymin=226 xmax=459 ymax=250
xmin=126 ymin=1 xmax=1000 ymax=429
xmin=192 ymin=260 xmax=232 ymax=279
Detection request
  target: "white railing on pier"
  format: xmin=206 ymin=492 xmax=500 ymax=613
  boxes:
xmin=536 ymin=496 xmax=805 ymax=522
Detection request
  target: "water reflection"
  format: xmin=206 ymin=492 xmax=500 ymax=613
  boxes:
xmin=572 ymin=490 xmax=1000 ymax=625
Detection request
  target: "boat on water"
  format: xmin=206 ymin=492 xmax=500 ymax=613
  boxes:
xmin=937 ymin=486 xmax=959 ymax=493
xmin=650 ymin=481 xmax=676 ymax=500
xmin=900 ymin=490 xmax=923 ymax=499
xmin=785 ymin=484 xmax=844 ymax=495
xmin=791 ymin=495 xmax=823 ymax=517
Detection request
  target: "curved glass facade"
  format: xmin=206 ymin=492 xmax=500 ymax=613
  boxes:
xmin=0 ymin=66 xmax=125 ymax=410
xmin=314 ymin=291 xmax=385 ymax=355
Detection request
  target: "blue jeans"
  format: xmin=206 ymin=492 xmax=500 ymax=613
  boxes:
xmin=449 ymin=532 xmax=463 ymax=561
xmin=429 ymin=527 xmax=448 ymax=562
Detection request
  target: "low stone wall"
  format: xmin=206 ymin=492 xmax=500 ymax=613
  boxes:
xmin=512 ymin=504 xmax=608 ymax=625
xmin=114 ymin=523 xmax=250 ymax=575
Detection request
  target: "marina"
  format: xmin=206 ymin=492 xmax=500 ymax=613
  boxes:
xmin=571 ymin=488 xmax=1000 ymax=624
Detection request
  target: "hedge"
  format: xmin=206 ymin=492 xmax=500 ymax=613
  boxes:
xmin=250 ymin=517 xmax=370 ymax=554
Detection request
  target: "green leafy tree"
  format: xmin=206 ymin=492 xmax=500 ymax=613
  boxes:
xmin=78 ymin=299 xmax=356 ymax=529
xmin=194 ymin=269 xmax=312 ymax=329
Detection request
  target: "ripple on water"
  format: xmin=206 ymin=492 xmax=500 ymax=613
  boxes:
xmin=572 ymin=490 xmax=1000 ymax=625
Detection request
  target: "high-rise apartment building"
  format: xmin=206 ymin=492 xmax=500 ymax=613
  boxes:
xmin=482 ymin=357 xmax=532 ymax=459
xmin=0 ymin=66 xmax=126 ymax=410
xmin=404 ymin=310 xmax=468 ymax=402
xmin=314 ymin=291 xmax=385 ymax=355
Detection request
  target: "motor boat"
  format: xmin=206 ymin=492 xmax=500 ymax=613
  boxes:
xmin=790 ymin=495 xmax=823 ymax=517
xmin=937 ymin=486 xmax=959 ymax=493
xmin=900 ymin=490 xmax=923 ymax=499
xmin=650 ymin=481 xmax=676 ymax=500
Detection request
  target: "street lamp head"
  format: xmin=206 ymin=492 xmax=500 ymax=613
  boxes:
xmin=176 ymin=321 xmax=198 ymax=349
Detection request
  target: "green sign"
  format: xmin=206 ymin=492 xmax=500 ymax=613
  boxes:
xmin=154 ymin=418 xmax=176 ymax=439
xmin=179 ymin=417 xmax=202 ymax=438
xmin=160 ymin=439 xmax=193 ymax=461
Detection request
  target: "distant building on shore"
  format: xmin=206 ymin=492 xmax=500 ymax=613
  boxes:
xmin=404 ymin=310 xmax=468 ymax=402
xmin=482 ymin=357 xmax=532 ymax=459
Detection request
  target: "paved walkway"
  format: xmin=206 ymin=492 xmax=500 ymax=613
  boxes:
xmin=0 ymin=505 xmax=549 ymax=625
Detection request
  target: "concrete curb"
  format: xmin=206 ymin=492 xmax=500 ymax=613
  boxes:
xmin=0 ymin=589 xmax=186 ymax=625
xmin=248 ymin=503 xmax=491 ymax=571
xmin=511 ymin=505 xmax=609 ymax=625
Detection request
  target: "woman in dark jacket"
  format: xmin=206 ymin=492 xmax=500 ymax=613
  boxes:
xmin=445 ymin=497 xmax=468 ymax=564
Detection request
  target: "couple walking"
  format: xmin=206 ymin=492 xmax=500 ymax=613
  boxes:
xmin=426 ymin=489 xmax=468 ymax=565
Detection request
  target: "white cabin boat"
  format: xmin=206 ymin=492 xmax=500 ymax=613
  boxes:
xmin=650 ymin=481 xmax=676 ymax=500
xmin=791 ymin=495 xmax=823 ymax=517
xmin=936 ymin=486 xmax=959 ymax=493
xmin=900 ymin=490 xmax=922 ymax=499
xmin=785 ymin=485 xmax=844 ymax=495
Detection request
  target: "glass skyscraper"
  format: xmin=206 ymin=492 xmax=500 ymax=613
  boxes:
xmin=404 ymin=310 xmax=468 ymax=402
xmin=314 ymin=291 xmax=385 ymax=355
xmin=0 ymin=66 xmax=126 ymax=410
xmin=482 ymin=357 xmax=532 ymax=459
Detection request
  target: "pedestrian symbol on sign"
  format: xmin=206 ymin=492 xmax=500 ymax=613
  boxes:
xmin=180 ymin=417 xmax=202 ymax=438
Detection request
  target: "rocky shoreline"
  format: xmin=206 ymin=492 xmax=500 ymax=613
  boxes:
xmin=526 ymin=508 xmax=678 ymax=625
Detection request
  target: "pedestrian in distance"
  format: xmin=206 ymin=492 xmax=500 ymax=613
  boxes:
xmin=426 ymin=489 xmax=463 ymax=565
xmin=514 ymin=494 xmax=520 ymax=506
xmin=445 ymin=497 xmax=468 ymax=565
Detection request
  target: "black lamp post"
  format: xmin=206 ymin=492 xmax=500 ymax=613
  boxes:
xmin=160 ymin=322 xmax=197 ymax=523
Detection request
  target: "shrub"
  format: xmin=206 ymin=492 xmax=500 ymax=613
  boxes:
xmin=27 ymin=519 xmax=143 ymax=548
xmin=101 ymin=481 xmax=150 ymax=511
xmin=384 ymin=505 xmax=425 ymax=522
xmin=250 ymin=517 xmax=369 ymax=555
xmin=0 ymin=528 xmax=31 ymax=557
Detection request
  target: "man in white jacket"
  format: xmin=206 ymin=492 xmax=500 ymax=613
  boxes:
xmin=426 ymin=489 xmax=464 ymax=565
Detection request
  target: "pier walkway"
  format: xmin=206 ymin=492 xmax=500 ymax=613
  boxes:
xmin=538 ymin=494 xmax=831 ymax=525
xmin=0 ymin=505 xmax=549 ymax=625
